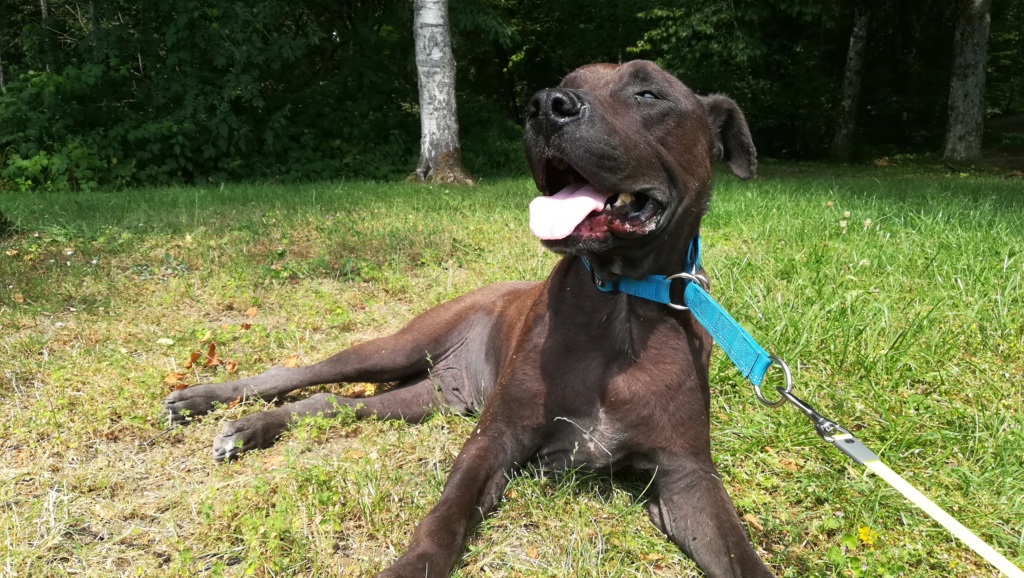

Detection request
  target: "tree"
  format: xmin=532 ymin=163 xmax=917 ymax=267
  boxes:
xmin=0 ymin=42 xmax=7 ymax=91
xmin=944 ymin=0 xmax=992 ymax=161
xmin=830 ymin=0 xmax=872 ymax=161
xmin=412 ymin=0 xmax=473 ymax=185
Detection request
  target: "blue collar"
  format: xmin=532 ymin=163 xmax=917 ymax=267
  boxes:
xmin=582 ymin=235 xmax=777 ymax=393
xmin=582 ymin=236 xmax=703 ymax=310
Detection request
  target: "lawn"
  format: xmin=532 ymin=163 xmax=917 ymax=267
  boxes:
xmin=1 ymin=164 xmax=1022 ymax=577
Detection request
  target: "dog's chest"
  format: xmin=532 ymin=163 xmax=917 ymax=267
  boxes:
xmin=535 ymin=408 xmax=631 ymax=470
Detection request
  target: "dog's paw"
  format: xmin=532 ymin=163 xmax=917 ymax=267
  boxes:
xmin=376 ymin=553 xmax=438 ymax=578
xmin=163 ymin=383 xmax=236 ymax=424
xmin=212 ymin=412 xmax=287 ymax=461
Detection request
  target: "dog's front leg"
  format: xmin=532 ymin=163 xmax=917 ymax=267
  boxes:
xmin=379 ymin=423 xmax=538 ymax=578
xmin=647 ymin=456 xmax=773 ymax=578
xmin=164 ymin=284 xmax=518 ymax=423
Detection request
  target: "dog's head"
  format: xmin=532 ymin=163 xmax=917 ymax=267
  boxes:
xmin=524 ymin=60 xmax=755 ymax=279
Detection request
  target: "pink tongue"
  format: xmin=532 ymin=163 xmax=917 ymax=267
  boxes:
xmin=529 ymin=183 xmax=610 ymax=240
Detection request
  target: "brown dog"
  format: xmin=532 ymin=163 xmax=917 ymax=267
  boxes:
xmin=164 ymin=60 xmax=771 ymax=577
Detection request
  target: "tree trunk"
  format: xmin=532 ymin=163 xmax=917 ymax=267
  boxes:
xmin=831 ymin=1 xmax=872 ymax=161
xmin=412 ymin=0 xmax=473 ymax=185
xmin=0 ymin=42 xmax=7 ymax=92
xmin=39 ymin=0 xmax=53 ymax=71
xmin=943 ymin=0 xmax=992 ymax=161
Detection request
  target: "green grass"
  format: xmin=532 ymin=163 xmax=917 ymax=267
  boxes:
xmin=1 ymin=164 xmax=1022 ymax=577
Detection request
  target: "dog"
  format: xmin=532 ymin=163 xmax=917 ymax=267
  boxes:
xmin=164 ymin=60 xmax=770 ymax=577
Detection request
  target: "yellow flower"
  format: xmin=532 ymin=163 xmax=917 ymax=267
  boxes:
xmin=858 ymin=526 xmax=878 ymax=547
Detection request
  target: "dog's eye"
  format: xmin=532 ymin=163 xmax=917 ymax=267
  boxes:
xmin=636 ymin=91 xmax=660 ymax=101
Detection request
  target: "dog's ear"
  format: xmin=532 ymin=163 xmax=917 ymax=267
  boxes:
xmin=700 ymin=94 xmax=757 ymax=180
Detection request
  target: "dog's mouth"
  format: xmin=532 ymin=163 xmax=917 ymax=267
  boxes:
xmin=529 ymin=157 xmax=663 ymax=241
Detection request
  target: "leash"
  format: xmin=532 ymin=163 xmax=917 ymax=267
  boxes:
xmin=584 ymin=236 xmax=1024 ymax=577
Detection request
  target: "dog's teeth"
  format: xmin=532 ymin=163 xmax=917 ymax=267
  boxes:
xmin=613 ymin=193 xmax=634 ymax=207
xmin=604 ymin=202 xmax=612 ymax=210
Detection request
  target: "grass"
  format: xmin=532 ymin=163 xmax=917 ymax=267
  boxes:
xmin=1 ymin=163 xmax=1022 ymax=577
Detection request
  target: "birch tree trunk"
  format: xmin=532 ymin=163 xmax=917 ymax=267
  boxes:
xmin=412 ymin=0 xmax=473 ymax=185
xmin=943 ymin=0 xmax=992 ymax=161
xmin=830 ymin=1 xmax=871 ymax=161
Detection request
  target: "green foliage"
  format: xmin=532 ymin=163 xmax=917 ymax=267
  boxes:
xmin=457 ymin=93 xmax=526 ymax=176
xmin=0 ymin=0 xmax=420 ymax=191
xmin=989 ymin=0 xmax=1024 ymax=115
xmin=628 ymin=0 xmax=978 ymax=159
xmin=1 ymin=0 xmax=1022 ymax=191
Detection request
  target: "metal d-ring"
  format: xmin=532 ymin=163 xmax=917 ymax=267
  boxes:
xmin=753 ymin=355 xmax=794 ymax=408
xmin=665 ymin=272 xmax=710 ymax=311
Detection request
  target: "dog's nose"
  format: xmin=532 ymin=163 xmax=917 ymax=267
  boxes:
xmin=528 ymin=89 xmax=584 ymax=136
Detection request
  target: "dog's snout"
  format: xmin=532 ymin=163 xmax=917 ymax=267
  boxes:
xmin=528 ymin=89 xmax=584 ymax=136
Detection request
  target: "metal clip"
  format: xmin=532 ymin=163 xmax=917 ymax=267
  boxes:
xmin=775 ymin=386 xmax=879 ymax=465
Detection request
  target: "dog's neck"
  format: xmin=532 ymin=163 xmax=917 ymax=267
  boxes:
xmin=579 ymin=233 xmax=700 ymax=306
xmin=558 ymin=240 xmax=699 ymax=362
xmin=582 ymin=227 xmax=700 ymax=282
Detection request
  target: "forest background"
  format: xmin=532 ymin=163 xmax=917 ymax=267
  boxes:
xmin=1 ymin=0 xmax=1023 ymax=193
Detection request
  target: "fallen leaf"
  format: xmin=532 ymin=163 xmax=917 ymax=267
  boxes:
xmin=225 ymin=359 xmax=237 ymax=374
xmin=163 ymin=372 xmax=187 ymax=385
xmin=780 ymin=458 xmax=800 ymax=472
xmin=13 ymin=293 xmax=24 ymax=304
xmin=526 ymin=546 xmax=539 ymax=560
xmin=225 ymin=396 xmax=241 ymax=409
xmin=174 ymin=382 xmax=188 ymax=390
xmin=348 ymin=386 xmax=367 ymax=398
xmin=346 ymin=450 xmax=365 ymax=460
xmin=743 ymin=513 xmax=764 ymax=532
xmin=240 ymin=322 xmax=252 ymax=330
xmin=200 ymin=330 xmax=213 ymax=342
xmin=204 ymin=341 xmax=221 ymax=367
xmin=263 ymin=454 xmax=286 ymax=467
xmin=4 ymin=249 xmax=18 ymax=257
xmin=156 ymin=337 xmax=174 ymax=346
xmin=245 ymin=306 xmax=259 ymax=318
xmin=283 ymin=355 xmax=299 ymax=368
xmin=183 ymin=350 xmax=202 ymax=368
xmin=643 ymin=553 xmax=666 ymax=561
